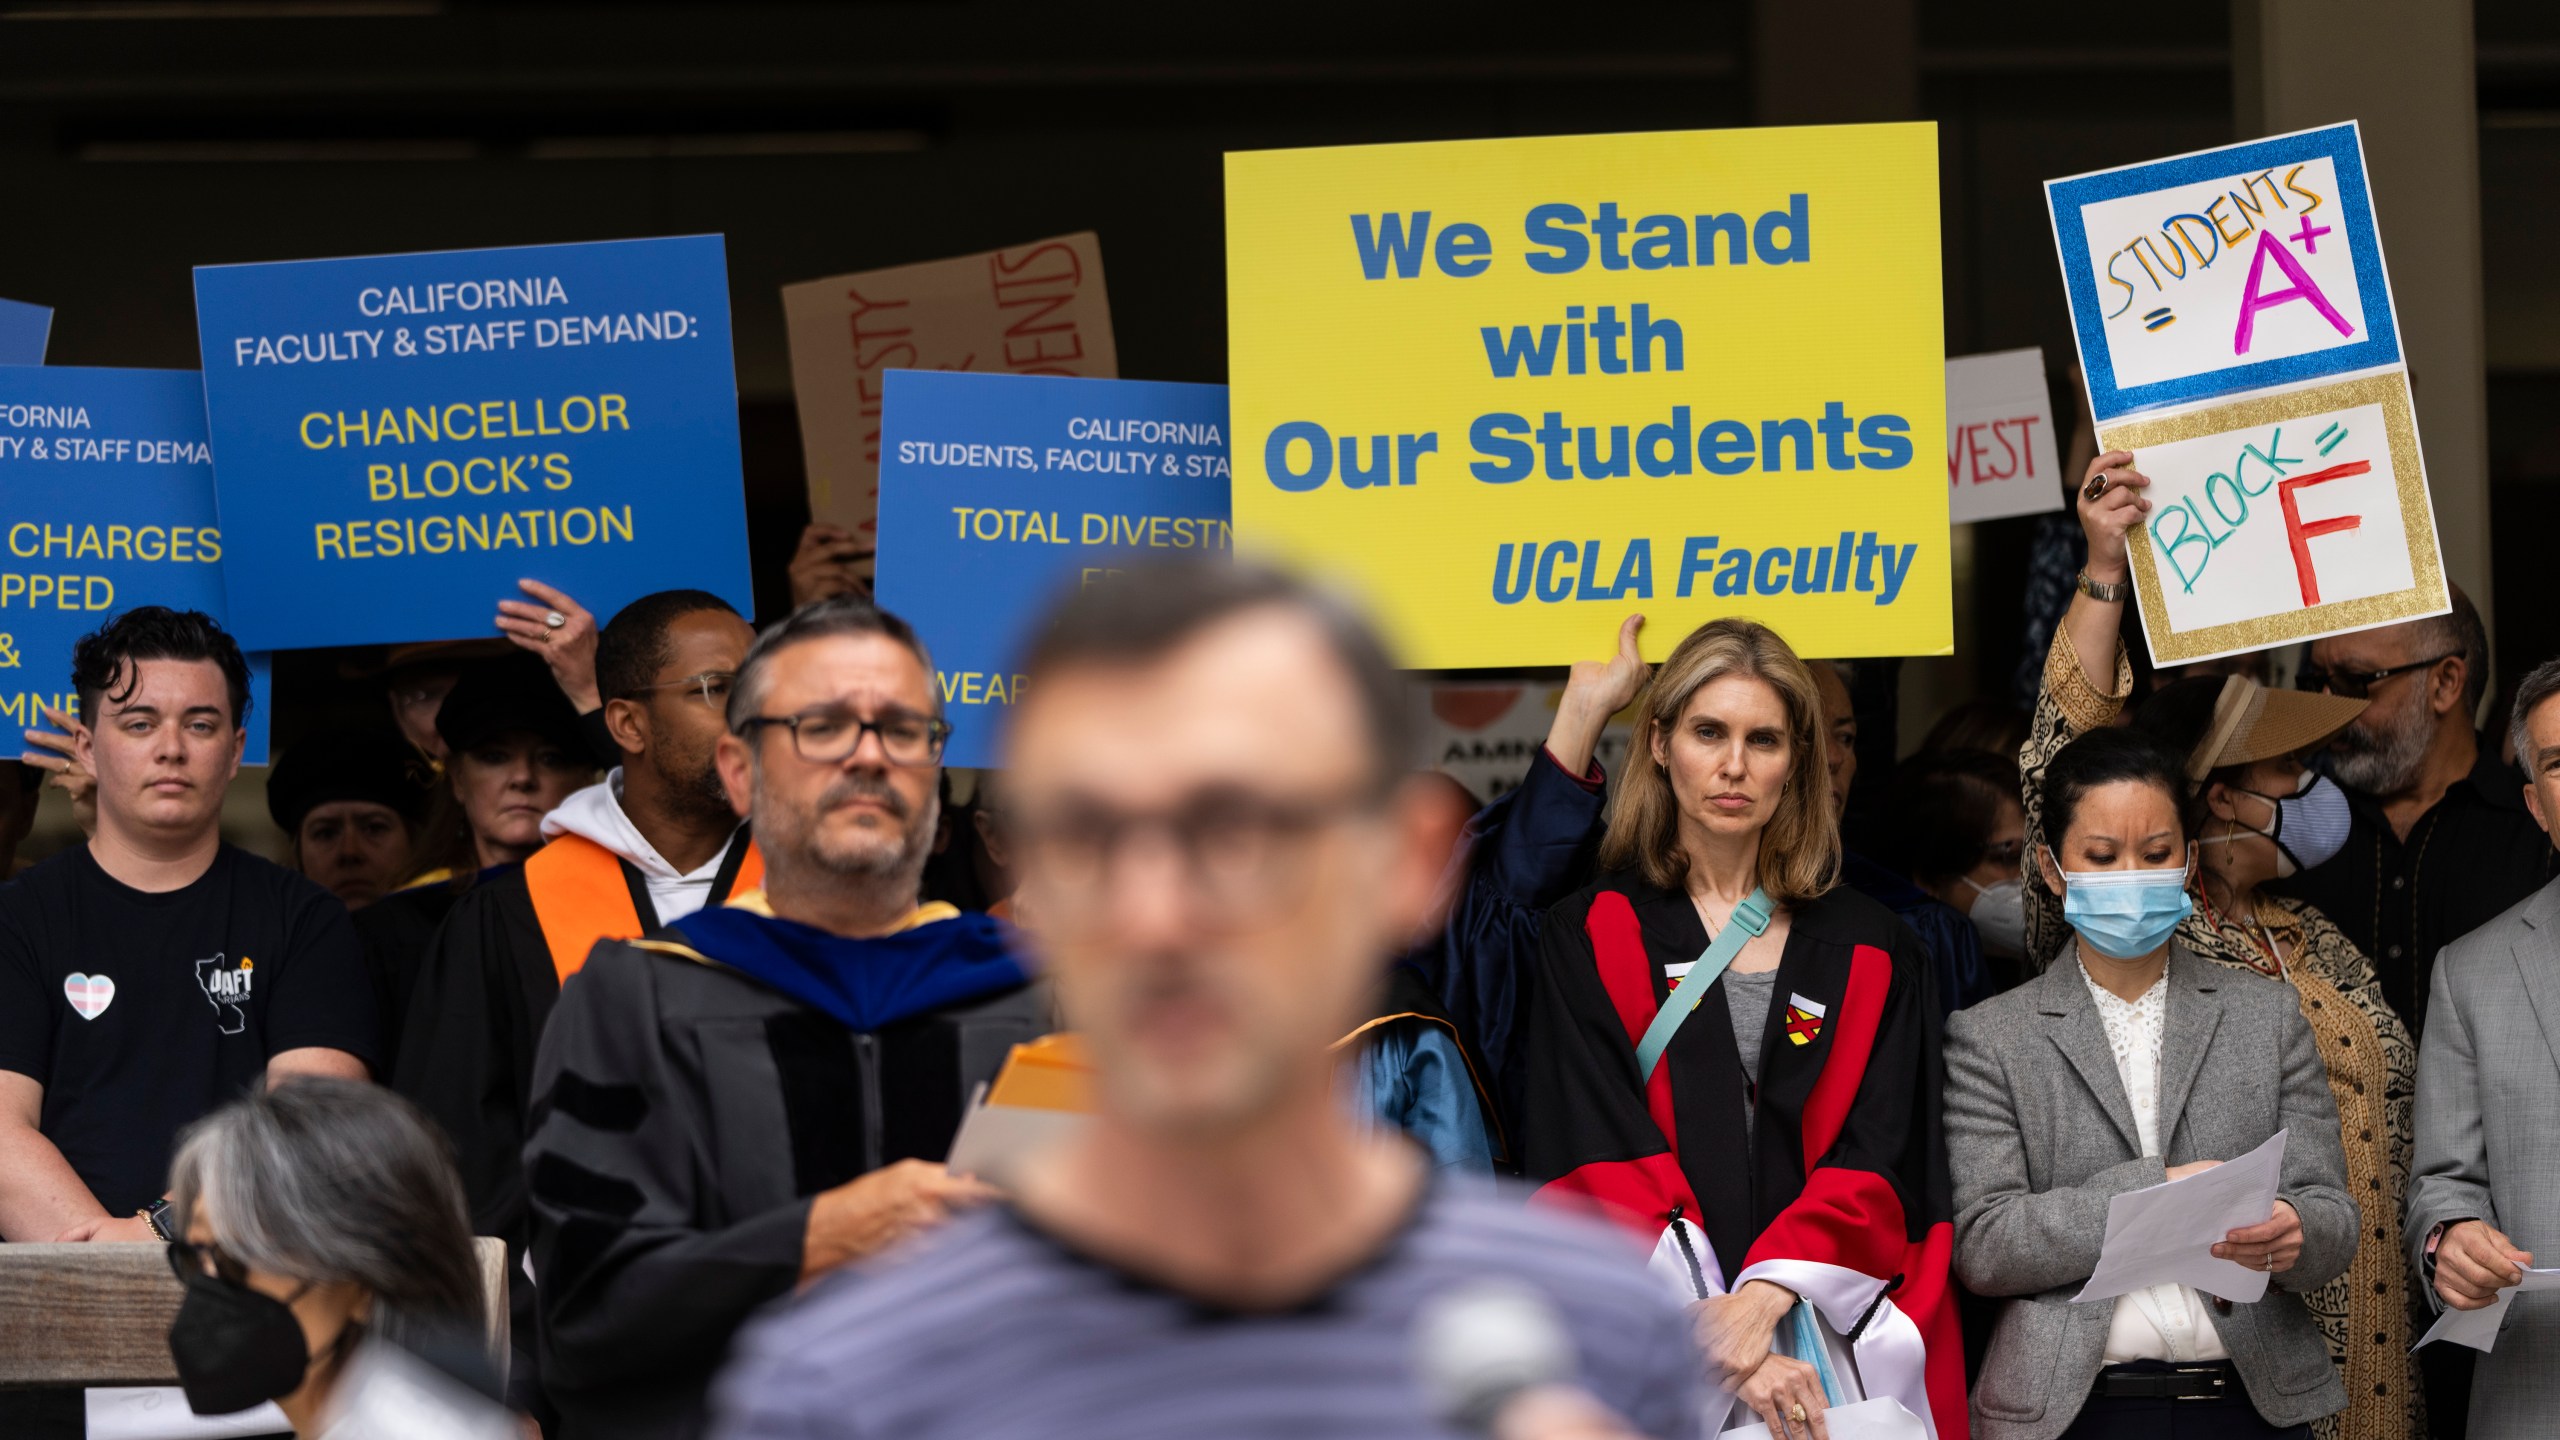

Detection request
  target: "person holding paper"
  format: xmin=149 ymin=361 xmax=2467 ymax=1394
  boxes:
xmin=1947 ymin=722 xmax=2357 ymax=1440
xmin=522 ymin=596 xmax=1045 ymax=1440
xmin=707 ymin=559 xmax=1702 ymax=1440
xmin=2020 ymin=449 xmax=2422 ymax=1440
xmin=1523 ymin=618 xmax=1964 ymax=1440
xmin=2401 ymin=657 xmax=2560 ymax=1440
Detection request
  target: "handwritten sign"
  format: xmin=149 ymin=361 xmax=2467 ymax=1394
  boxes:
xmin=872 ymin=370 xmax=1226 ymax=768
xmin=0 ymin=298 xmax=51 ymax=365
xmin=2047 ymin=123 xmax=2444 ymax=664
xmin=192 ymin=236 xmax=754 ymax=651
xmin=1226 ymin=125 xmax=1948 ymax=668
xmin=0 ymin=367 xmax=273 ymax=763
xmin=1945 ymin=348 xmax=2061 ymax=525
xmin=782 ymin=233 xmax=1116 ymax=575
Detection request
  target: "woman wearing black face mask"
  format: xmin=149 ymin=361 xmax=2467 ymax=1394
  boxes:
xmin=163 ymin=1078 xmax=488 ymax=1435
xmin=2026 ymin=446 xmax=2421 ymax=1440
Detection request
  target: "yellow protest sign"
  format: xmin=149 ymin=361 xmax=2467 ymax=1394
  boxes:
xmin=1225 ymin=124 xmax=1948 ymax=666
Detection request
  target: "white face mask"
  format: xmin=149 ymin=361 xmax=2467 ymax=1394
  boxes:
xmin=2198 ymin=771 xmax=2353 ymax=880
xmin=1962 ymin=875 xmax=2028 ymax=958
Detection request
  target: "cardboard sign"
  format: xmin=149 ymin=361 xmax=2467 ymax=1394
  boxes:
xmin=0 ymin=299 xmax=50 ymax=365
xmin=1226 ymin=124 xmax=1948 ymax=668
xmin=1424 ymin=681 xmax=1634 ymax=801
xmin=1945 ymin=348 xmax=2062 ymax=525
xmin=191 ymin=236 xmax=755 ymax=651
xmin=0 ymin=367 xmax=273 ymax=763
xmin=2047 ymin=123 xmax=2446 ymax=664
xmin=871 ymin=370 xmax=1227 ymax=768
xmin=783 ymin=233 xmax=1116 ymax=572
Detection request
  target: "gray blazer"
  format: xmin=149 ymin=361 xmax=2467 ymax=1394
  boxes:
xmin=2406 ymin=877 xmax=2560 ymax=1440
xmin=1945 ymin=945 xmax=2356 ymax=1440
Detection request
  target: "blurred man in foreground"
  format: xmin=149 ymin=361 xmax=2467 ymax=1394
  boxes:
xmin=710 ymin=561 xmax=1701 ymax=1440
xmin=524 ymin=597 xmax=1043 ymax=1440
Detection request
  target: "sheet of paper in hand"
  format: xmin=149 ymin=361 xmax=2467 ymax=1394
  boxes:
xmin=2045 ymin=123 xmax=2446 ymax=665
xmin=2073 ymin=1129 xmax=2288 ymax=1306
xmin=2415 ymin=1266 xmax=2560 ymax=1354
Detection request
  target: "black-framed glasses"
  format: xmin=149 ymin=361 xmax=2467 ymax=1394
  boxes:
xmin=1009 ymin=784 xmax=1389 ymax=924
xmin=2295 ymin=652 xmax=2457 ymax=700
xmin=735 ymin=708 xmax=952 ymax=767
xmin=167 ymin=1236 xmax=247 ymax=1288
xmin=628 ymin=670 xmax=736 ymax=709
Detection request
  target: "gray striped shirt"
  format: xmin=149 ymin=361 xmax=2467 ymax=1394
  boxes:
xmin=709 ymin=1179 xmax=1706 ymax=1439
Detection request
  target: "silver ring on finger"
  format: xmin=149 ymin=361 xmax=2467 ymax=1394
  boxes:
xmin=543 ymin=610 xmax=568 ymax=630
xmin=2083 ymin=471 xmax=2111 ymax=502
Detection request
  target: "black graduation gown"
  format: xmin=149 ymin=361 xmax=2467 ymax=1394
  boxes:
xmin=523 ymin=924 xmax=1048 ymax=1440
xmin=391 ymin=867 xmax=553 ymax=1243
xmin=352 ymin=875 xmax=464 ymax=1079
xmin=1524 ymin=873 xmax=1967 ymax=1438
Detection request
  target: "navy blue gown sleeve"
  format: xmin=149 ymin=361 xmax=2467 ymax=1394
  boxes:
xmin=1399 ymin=746 xmax=1608 ymax=1142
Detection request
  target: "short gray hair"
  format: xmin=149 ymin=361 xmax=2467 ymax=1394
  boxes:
xmin=726 ymin=596 xmax=938 ymax=734
xmin=168 ymin=1079 xmax=483 ymax=1357
xmin=2511 ymin=657 xmax=2560 ymax=773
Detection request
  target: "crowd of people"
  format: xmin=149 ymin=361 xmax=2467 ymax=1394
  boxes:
xmin=1 ymin=436 xmax=2557 ymax=1440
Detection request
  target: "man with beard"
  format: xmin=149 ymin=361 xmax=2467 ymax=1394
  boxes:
xmin=394 ymin=590 xmax=762 ymax=1412
xmin=2273 ymin=585 xmax=2555 ymax=1037
xmin=523 ymin=597 xmax=1044 ymax=1440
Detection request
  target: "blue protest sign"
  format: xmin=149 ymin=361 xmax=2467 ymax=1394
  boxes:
xmin=0 ymin=367 xmax=274 ymax=763
xmin=874 ymin=371 xmax=1230 ymax=768
xmin=2047 ymin=123 xmax=2398 ymax=422
xmin=0 ymin=299 xmax=51 ymax=365
xmin=191 ymin=236 xmax=753 ymax=650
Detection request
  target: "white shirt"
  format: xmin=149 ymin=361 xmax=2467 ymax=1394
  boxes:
xmin=540 ymin=770 xmax=743 ymax=924
xmin=2081 ymin=960 xmax=2230 ymax=1363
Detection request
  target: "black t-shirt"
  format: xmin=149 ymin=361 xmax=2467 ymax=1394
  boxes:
xmin=0 ymin=843 xmax=377 ymax=1216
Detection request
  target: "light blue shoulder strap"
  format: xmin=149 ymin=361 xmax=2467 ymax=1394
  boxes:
xmin=1631 ymin=888 xmax=1771 ymax=1081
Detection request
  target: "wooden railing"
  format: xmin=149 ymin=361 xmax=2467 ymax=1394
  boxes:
xmin=0 ymin=1238 xmax=509 ymax=1388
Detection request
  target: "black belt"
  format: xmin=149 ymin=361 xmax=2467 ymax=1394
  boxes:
xmin=2092 ymin=1362 xmax=2236 ymax=1400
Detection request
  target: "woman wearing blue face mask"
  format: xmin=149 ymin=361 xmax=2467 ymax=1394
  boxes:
xmin=1948 ymin=724 xmax=2357 ymax=1440
xmin=2017 ymin=447 xmax=2419 ymax=1440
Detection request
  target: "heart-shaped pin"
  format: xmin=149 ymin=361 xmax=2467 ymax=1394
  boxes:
xmin=64 ymin=972 xmax=114 ymax=1021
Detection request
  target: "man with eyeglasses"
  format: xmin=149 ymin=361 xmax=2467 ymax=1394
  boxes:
xmin=390 ymin=588 xmax=762 ymax=1418
xmin=709 ymin=562 xmax=1699 ymax=1440
xmin=524 ymin=596 xmax=1045 ymax=1440
xmin=2271 ymin=586 xmax=2556 ymax=1038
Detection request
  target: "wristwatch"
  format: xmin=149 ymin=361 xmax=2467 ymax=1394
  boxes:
xmin=138 ymin=1197 xmax=175 ymax=1242
xmin=2074 ymin=570 xmax=2132 ymax=603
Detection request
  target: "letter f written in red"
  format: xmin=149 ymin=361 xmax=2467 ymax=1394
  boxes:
xmin=2277 ymin=460 xmax=2372 ymax=606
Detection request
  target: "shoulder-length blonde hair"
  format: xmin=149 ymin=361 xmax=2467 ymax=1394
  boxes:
xmin=1599 ymin=617 xmax=1840 ymax=904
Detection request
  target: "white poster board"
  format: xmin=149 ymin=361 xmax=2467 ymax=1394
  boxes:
xmin=1945 ymin=348 xmax=2062 ymax=525
xmin=2045 ymin=122 xmax=2446 ymax=665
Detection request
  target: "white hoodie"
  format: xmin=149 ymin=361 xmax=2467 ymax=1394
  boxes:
xmin=540 ymin=770 xmax=743 ymax=925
